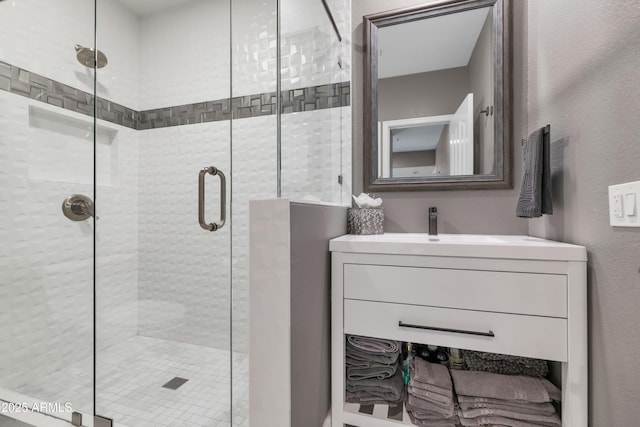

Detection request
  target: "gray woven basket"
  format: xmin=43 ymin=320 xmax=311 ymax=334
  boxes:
xmin=462 ymin=350 xmax=549 ymax=377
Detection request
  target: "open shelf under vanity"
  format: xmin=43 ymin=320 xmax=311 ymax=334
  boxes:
xmin=342 ymin=340 xmax=563 ymax=427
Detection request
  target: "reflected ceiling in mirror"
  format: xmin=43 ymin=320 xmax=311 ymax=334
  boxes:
xmin=378 ymin=7 xmax=491 ymax=79
xmin=363 ymin=0 xmax=512 ymax=191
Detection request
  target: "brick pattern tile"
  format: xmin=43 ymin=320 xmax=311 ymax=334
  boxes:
xmin=280 ymin=81 xmax=350 ymax=114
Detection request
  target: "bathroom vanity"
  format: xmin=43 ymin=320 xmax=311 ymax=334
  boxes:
xmin=330 ymin=234 xmax=587 ymax=427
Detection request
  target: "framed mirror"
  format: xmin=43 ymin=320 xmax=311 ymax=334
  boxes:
xmin=363 ymin=0 xmax=512 ymax=191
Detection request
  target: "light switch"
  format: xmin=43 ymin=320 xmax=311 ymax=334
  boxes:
xmin=613 ymin=194 xmax=623 ymax=218
xmin=625 ymin=193 xmax=636 ymax=216
xmin=609 ymin=181 xmax=640 ymax=227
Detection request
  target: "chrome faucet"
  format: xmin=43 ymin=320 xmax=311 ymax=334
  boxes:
xmin=428 ymin=207 xmax=438 ymax=236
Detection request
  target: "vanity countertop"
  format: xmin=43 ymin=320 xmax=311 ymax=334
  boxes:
xmin=329 ymin=233 xmax=587 ymax=261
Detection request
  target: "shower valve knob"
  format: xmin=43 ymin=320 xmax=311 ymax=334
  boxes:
xmin=62 ymin=194 xmax=94 ymax=221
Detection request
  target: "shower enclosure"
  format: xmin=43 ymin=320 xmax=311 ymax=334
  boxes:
xmin=0 ymin=0 xmax=350 ymax=426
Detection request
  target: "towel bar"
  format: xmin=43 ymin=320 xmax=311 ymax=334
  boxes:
xmin=522 ymin=124 xmax=551 ymax=145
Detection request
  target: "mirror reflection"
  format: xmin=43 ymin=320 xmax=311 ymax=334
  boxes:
xmin=376 ymin=5 xmax=495 ymax=179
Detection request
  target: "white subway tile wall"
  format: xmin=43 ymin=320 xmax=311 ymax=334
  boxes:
xmin=280 ymin=0 xmax=351 ymax=205
xmin=0 ymin=90 xmax=140 ymax=412
xmin=281 ymin=0 xmax=350 ymax=90
xmin=136 ymin=121 xmax=231 ymax=349
xmin=139 ymin=0 xmax=230 ymax=110
xmin=232 ymin=0 xmax=279 ymax=98
xmin=281 ymin=107 xmax=349 ymax=204
xmin=0 ymin=0 xmax=140 ymax=110
xmin=96 ymin=0 xmax=142 ymax=110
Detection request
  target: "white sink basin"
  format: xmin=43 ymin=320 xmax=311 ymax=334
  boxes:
xmin=329 ymin=233 xmax=587 ymax=261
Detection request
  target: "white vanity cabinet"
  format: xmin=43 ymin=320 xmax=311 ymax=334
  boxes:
xmin=330 ymin=234 xmax=587 ymax=427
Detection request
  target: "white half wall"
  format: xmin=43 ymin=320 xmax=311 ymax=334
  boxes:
xmin=249 ymin=199 xmax=347 ymax=427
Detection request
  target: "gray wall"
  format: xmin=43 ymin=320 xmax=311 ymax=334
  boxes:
xmin=352 ymin=0 xmax=528 ymax=235
xmin=468 ymin=11 xmax=494 ymax=174
xmin=290 ymin=202 xmax=348 ymax=427
xmin=378 ymin=67 xmax=469 ymax=122
xmin=526 ymin=1 xmax=640 ymax=425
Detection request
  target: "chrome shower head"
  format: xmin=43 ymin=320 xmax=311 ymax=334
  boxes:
xmin=75 ymin=44 xmax=108 ymax=69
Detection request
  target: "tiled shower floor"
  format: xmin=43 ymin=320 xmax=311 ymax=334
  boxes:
xmin=13 ymin=336 xmax=248 ymax=427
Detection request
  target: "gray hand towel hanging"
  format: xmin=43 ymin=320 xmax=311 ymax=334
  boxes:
xmin=516 ymin=125 xmax=553 ymax=218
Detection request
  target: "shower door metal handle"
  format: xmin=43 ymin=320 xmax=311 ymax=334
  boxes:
xmin=198 ymin=166 xmax=226 ymax=232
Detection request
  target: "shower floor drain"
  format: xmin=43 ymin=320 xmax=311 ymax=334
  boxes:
xmin=162 ymin=377 xmax=189 ymax=390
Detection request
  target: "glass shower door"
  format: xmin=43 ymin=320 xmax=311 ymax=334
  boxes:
xmin=94 ymin=0 xmax=233 ymax=426
xmin=228 ymin=0 xmax=279 ymax=423
xmin=0 ymin=0 xmax=97 ymax=425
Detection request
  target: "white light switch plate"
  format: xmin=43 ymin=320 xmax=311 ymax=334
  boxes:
xmin=609 ymin=181 xmax=640 ymax=227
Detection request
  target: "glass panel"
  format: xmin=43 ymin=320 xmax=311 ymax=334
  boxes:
xmin=230 ymin=1 xmax=278 ymax=426
xmin=94 ymin=0 xmax=232 ymax=425
xmin=279 ymin=0 xmax=351 ymax=205
xmin=0 ymin=0 xmax=96 ymax=424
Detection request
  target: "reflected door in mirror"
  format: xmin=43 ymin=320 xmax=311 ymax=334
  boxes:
xmin=378 ymin=94 xmax=476 ymax=178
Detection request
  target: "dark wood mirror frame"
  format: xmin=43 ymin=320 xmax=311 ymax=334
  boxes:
xmin=363 ymin=0 xmax=512 ymax=192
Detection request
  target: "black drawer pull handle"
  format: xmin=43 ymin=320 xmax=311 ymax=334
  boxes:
xmin=398 ymin=321 xmax=495 ymax=338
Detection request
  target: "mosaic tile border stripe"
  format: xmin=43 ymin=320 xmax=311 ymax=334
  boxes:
xmin=0 ymin=60 xmax=138 ymax=129
xmin=0 ymin=61 xmax=350 ymax=131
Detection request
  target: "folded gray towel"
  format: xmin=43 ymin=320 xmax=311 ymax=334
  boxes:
xmin=345 ymin=355 xmax=370 ymax=367
xmin=347 ymin=360 xmax=398 ymax=380
xmin=346 ymin=355 xmax=400 ymax=369
xmin=408 ymin=410 xmax=455 ymax=422
xmin=406 ymin=393 xmax=455 ymax=418
xmin=458 ymin=395 xmax=559 ymax=409
xmin=347 ymin=335 xmax=400 ymax=353
xmin=346 ymin=368 xmax=404 ymax=403
xmin=346 ymin=346 xmax=400 ymax=365
xmin=407 ymin=385 xmax=453 ymax=407
xmin=460 ymin=406 xmax=561 ymax=425
xmin=458 ymin=413 xmax=561 ymax=427
xmin=409 ymin=378 xmax=454 ymax=398
xmin=451 ymin=371 xmax=560 ymax=403
xmin=407 ymin=410 xmax=458 ymax=427
xmin=542 ymin=379 xmax=562 ymax=402
xmin=459 ymin=400 xmax=557 ymax=416
xmin=516 ymin=126 xmax=553 ymax=218
xmin=412 ymin=357 xmax=453 ymax=390
xmin=345 ymin=390 xmax=403 ymax=405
